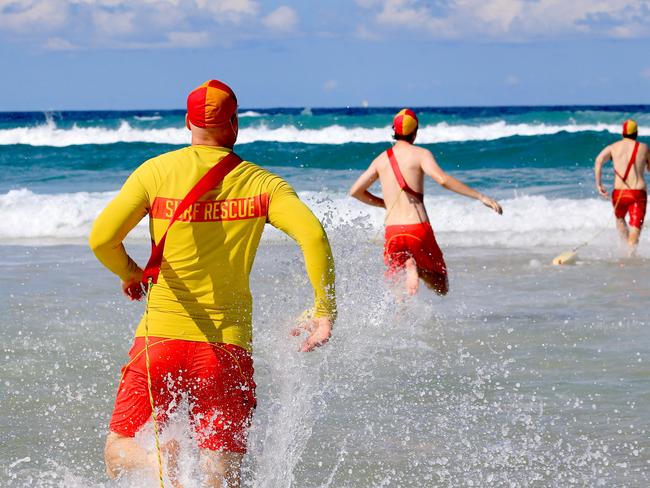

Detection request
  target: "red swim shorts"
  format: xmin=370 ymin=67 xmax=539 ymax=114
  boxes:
xmin=384 ymin=222 xmax=447 ymax=279
xmin=109 ymin=337 xmax=256 ymax=453
xmin=612 ymin=189 xmax=647 ymax=229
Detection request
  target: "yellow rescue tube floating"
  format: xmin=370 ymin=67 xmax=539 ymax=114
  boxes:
xmin=552 ymin=250 xmax=578 ymax=266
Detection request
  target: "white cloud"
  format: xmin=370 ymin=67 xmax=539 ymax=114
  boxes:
xmin=0 ymin=0 xmax=261 ymax=48
xmin=355 ymin=24 xmax=381 ymax=41
xmin=323 ymin=79 xmax=338 ymax=92
xmin=0 ymin=0 xmax=69 ymax=31
xmin=642 ymin=67 xmax=650 ymax=80
xmin=262 ymin=5 xmax=298 ymax=32
xmin=196 ymin=0 xmax=259 ymax=23
xmin=505 ymin=74 xmax=519 ymax=86
xmin=166 ymin=31 xmax=211 ymax=48
xmin=44 ymin=36 xmax=75 ymax=50
xmin=357 ymin=0 xmax=650 ymax=41
xmin=92 ymin=9 xmax=136 ymax=35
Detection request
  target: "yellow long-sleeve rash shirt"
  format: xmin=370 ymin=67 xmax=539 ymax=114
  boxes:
xmin=89 ymin=145 xmax=336 ymax=351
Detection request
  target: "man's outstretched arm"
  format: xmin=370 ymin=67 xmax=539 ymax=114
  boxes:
xmin=349 ymin=160 xmax=386 ymax=208
xmin=421 ymin=150 xmax=503 ymax=214
xmin=594 ymin=145 xmax=613 ymax=197
xmin=267 ymin=182 xmax=336 ymax=352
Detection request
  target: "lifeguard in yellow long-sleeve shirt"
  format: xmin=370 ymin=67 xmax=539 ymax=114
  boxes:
xmin=89 ymin=80 xmax=336 ymax=488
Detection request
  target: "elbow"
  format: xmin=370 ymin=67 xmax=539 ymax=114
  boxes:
xmin=300 ymin=230 xmax=333 ymax=266
xmin=438 ymin=175 xmax=450 ymax=188
xmin=305 ymin=229 xmax=330 ymax=250
xmin=88 ymin=234 xmax=104 ymax=256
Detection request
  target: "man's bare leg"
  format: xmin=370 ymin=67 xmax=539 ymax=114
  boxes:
xmin=616 ymin=217 xmax=629 ymax=243
xmin=200 ymin=450 xmax=244 ymax=488
xmin=628 ymin=227 xmax=641 ymax=256
xmin=105 ymin=432 xmax=183 ymax=487
xmin=404 ymin=258 xmax=419 ymax=296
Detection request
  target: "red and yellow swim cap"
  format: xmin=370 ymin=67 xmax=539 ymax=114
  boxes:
xmin=622 ymin=119 xmax=638 ymax=137
xmin=187 ymin=80 xmax=238 ymax=129
xmin=393 ymin=108 xmax=419 ymax=137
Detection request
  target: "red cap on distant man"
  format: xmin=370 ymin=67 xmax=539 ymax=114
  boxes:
xmin=187 ymin=80 xmax=238 ymax=129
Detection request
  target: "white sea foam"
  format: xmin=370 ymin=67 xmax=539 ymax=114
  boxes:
xmin=0 ymin=119 xmax=630 ymax=147
xmin=239 ymin=110 xmax=263 ymax=117
xmin=133 ymin=115 xmax=162 ymax=121
xmin=0 ymin=188 xmax=627 ymax=249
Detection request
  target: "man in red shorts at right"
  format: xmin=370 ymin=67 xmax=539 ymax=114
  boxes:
xmin=595 ymin=119 xmax=649 ymax=256
xmin=349 ymin=109 xmax=502 ymax=296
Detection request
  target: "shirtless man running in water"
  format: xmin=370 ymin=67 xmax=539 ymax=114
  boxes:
xmin=349 ymin=109 xmax=502 ymax=296
xmin=595 ymin=119 xmax=649 ymax=256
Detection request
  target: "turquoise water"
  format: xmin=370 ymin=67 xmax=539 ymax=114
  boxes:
xmin=2 ymin=105 xmax=649 ymax=244
xmin=1 ymin=106 xmax=649 ymax=487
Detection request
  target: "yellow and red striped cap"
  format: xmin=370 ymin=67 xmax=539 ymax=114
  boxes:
xmin=622 ymin=119 xmax=638 ymax=136
xmin=393 ymin=108 xmax=419 ymax=136
xmin=187 ymin=80 xmax=238 ymax=129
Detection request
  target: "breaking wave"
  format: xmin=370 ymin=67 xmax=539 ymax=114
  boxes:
xmin=0 ymin=188 xmax=622 ymax=249
xmin=0 ymin=119 xmax=628 ymax=147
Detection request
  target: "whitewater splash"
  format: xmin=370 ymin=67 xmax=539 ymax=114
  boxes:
xmin=133 ymin=115 xmax=163 ymax=122
xmin=239 ymin=110 xmax=263 ymax=118
xmin=0 ymin=119 xmax=631 ymax=147
xmin=0 ymin=188 xmax=629 ymax=249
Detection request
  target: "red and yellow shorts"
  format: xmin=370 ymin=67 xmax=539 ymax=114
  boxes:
xmin=109 ymin=337 xmax=256 ymax=453
xmin=612 ymin=189 xmax=647 ymax=229
xmin=384 ymin=222 xmax=447 ymax=279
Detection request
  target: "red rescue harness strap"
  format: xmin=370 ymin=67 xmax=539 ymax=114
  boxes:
xmin=615 ymin=141 xmax=640 ymax=184
xmin=386 ymin=147 xmax=424 ymax=202
xmin=142 ymin=151 xmax=242 ymax=285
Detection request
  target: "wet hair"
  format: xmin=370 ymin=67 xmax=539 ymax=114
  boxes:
xmin=624 ymin=132 xmax=638 ymax=140
xmin=393 ymin=131 xmax=417 ymax=143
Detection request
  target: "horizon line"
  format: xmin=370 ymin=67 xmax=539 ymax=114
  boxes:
xmin=2 ymin=102 xmax=650 ymax=114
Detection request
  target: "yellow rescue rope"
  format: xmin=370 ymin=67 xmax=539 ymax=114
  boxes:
xmin=552 ymin=182 xmax=629 ymax=265
xmin=144 ymin=277 xmax=165 ymax=488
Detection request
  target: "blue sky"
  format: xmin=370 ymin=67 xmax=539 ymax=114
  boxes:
xmin=1 ymin=0 xmax=650 ymax=110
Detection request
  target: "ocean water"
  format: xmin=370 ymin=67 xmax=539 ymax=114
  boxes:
xmin=1 ymin=106 xmax=649 ymax=487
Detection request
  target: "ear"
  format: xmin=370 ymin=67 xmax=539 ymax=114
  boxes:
xmin=185 ymin=114 xmax=191 ymax=131
xmin=231 ymin=112 xmax=239 ymax=136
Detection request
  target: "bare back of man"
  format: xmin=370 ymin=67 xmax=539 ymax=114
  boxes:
xmin=374 ymin=142 xmax=429 ymax=225
xmin=595 ymin=119 xmax=650 ymax=254
xmin=350 ymin=109 xmax=502 ymax=296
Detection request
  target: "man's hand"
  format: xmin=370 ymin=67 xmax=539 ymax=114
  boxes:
xmin=291 ymin=315 xmax=333 ymax=352
xmin=597 ymin=183 xmax=609 ymax=198
xmin=121 ymin=268 xmax=145 ymax=301
xmin=479 ymin=194 xmax=503 ymax=215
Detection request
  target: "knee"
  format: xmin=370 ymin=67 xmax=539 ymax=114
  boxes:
xmin=201 ymin=449 xmax=243 ymax=487
xmin=404 ymin=257 xmax=417 ymax=269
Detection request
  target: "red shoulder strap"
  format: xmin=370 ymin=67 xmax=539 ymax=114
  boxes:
xmin=142 ymin=151 xmax=242 ymax=285
xmin=386 ymin=147 xmax=424 ymax=202
xmin=615 ymin=141 xmax=640 ymax=183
